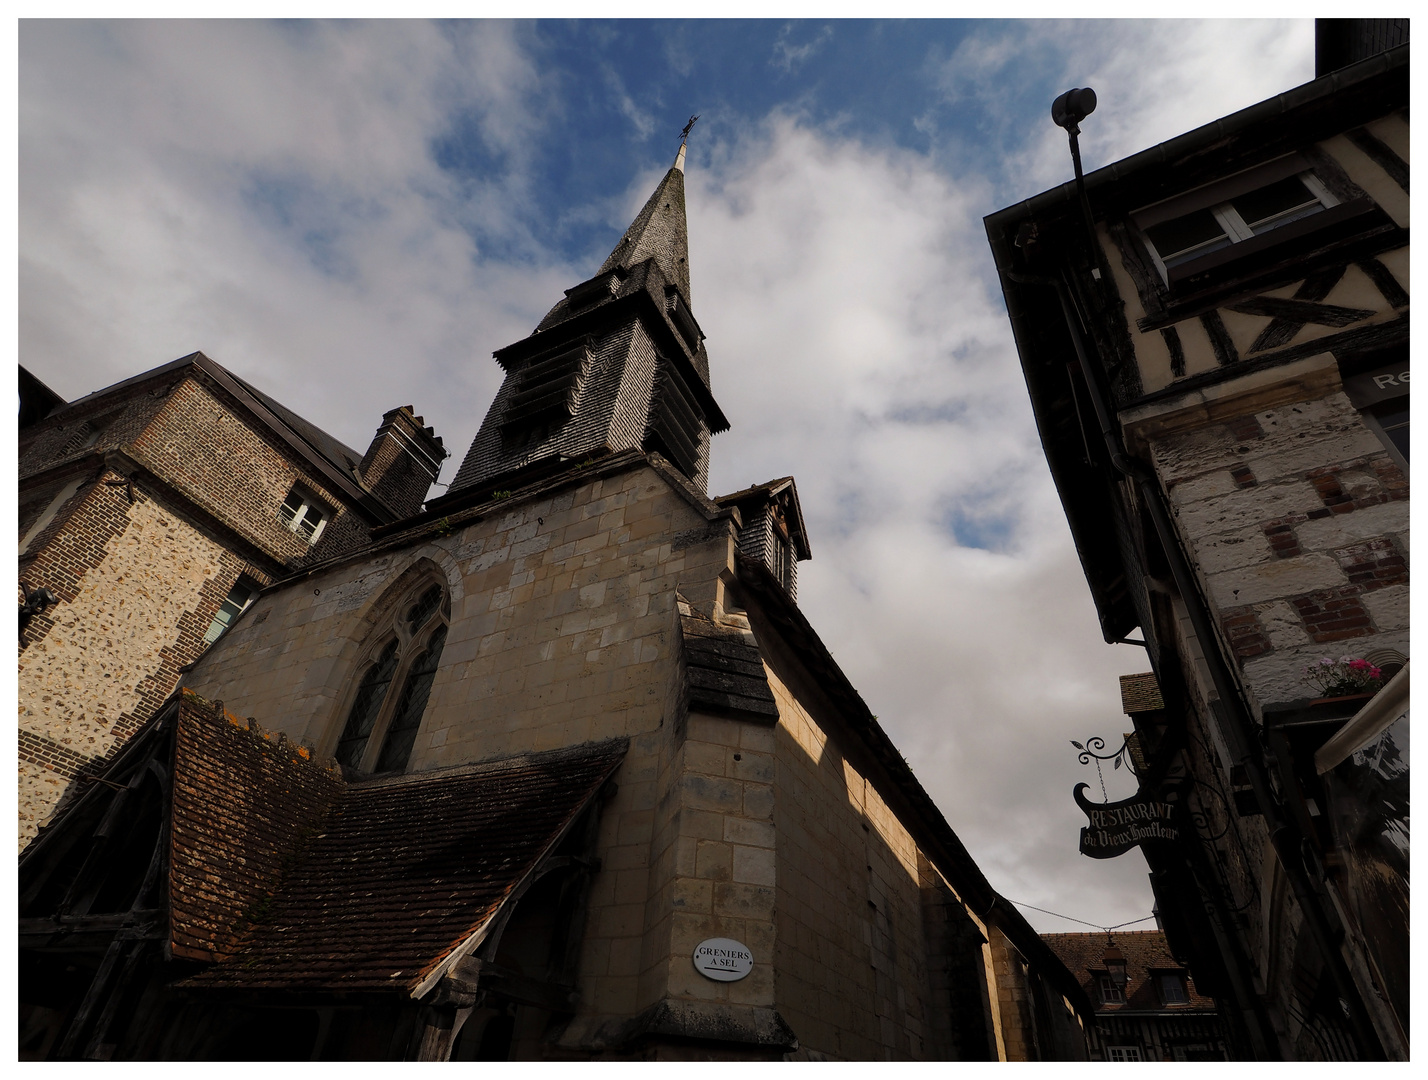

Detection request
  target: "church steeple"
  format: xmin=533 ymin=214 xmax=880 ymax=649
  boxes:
xmin=594 ymin=146 xmax=692 ymax=306
xmin=436 ymin=143 xmax=729 ymax=507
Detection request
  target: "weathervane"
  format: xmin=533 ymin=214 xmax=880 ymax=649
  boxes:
xmin=679 ymin=114 xmax=699 ymax=146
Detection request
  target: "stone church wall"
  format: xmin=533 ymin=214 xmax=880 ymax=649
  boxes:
xmin=185 ymin=462 xmax=736 ymax=1032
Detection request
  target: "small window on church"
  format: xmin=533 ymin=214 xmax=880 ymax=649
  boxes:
xmin=203 ymin=579 xmax=259 ymax=644
xmin=334 ymin=578 xmax=449 ymax=775
xmin=278 ymin=486 xmax=330 ymax=543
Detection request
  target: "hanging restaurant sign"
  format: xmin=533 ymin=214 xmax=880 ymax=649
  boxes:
xmin=1074 ymin=783 xmax=1178 ymax=858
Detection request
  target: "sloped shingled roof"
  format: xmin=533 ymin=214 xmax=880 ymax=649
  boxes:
xmin=1119 ymin=672 xmax=1165 ymax=715
xmin=169 ymin=696 xmax=625 ymax=995
xmin=169 ymin=693 xmax=343 ymax=964
xmin=680 ymin=603 xmax=779 ymax=722
xmin=1040 ymin=930 xmax=1217 ymax=1014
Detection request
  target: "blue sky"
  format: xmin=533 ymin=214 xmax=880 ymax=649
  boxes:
xmin=17 ymin=18 xmax=1317 ymax=934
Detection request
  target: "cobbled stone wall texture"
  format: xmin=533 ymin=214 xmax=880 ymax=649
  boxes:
xmin=17 ymin=366 xmax=403 ymax=851
xmin=17 ymin=483 xmax=241 ymax=846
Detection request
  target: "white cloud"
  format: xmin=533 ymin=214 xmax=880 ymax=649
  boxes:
xmin=928 ymin=19 xmax=1315 ymax=201
xmin=688 ymin=113 xmax=1154 ymax=928
xmin=20 ymin=19 xmax=566 ymax=462
xmin=771 ymin=23 xmax=834 ymax=74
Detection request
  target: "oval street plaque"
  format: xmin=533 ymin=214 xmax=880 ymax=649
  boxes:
xmin=692 ymin=937 xmax=753 ymax=982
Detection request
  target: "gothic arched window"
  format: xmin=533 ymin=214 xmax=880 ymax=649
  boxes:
xmin=334 ymin=580 xmax=449 ymax=774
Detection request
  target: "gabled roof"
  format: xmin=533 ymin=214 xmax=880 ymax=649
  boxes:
xmin=162 ymin=694 xmax=625 ymax=995
xmin=715 ymin=477 xmax=812 ymax=561
xmin=34 ymin=351 xmax=395 ymax=525
xmin=1040 ymin=930 xmax=1218 ymax=1014
xmin=19 ymin=365 xmax=66 ymax=427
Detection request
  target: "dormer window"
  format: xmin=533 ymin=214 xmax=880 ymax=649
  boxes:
xmin=1156 ymin=973 xmax=1189 ymax=1005
xmin=278 ymin=486 xmax=330 ymax=543
xmin=1098 ymin=974 xmax=1125 ymax=1004
xmin=203 ymin=579 xmax=258 ymax=644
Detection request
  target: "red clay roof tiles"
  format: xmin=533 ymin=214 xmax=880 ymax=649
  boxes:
xmin=168 ymin=694 xmax=624 ymax=995
xmin=1040 ymin=930 xmax=1217 ymax=1013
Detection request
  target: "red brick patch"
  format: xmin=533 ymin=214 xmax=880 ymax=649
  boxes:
xmin=1221 ymin=606 xmax=1272 ymax=659
xmin=1230 ymin=466 xmax=1257 ymax=489
xmin=1371 ymin=457 xmax=1409 ymax=501
xmin=1262 ymin=520 xmax=1308 ymax=560
xmin=1225 ymin=414 xmax=1265 ymax=443
xmin=1333 ymin=538 xmax=1408 ymax=592
xmin=1292 ymin=588 xmax=1374 ymax=643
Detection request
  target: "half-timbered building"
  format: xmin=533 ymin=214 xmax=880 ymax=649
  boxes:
xmin=985 ymin=24 xmax=1407 ymax=1061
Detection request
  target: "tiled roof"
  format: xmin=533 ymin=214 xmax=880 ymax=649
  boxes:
xmin=1040 ymin=930 xmax=1217 ymax=1013
xmin=169 ymin=692 xmax=343 ymax=964
xmin=1119 ymin=672 xmax=1165 ymax=714
xmin=171 ymin=696 xmax=625 ymax=994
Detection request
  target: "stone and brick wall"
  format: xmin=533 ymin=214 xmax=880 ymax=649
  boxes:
xmin=1148 ymin=384 xmax=1408 ymax=712
xmin=18 ymin=476 xmax=251 ymax=846
xmin=185 ymin=461 xmax=732 ymax=1040
xmin=181 ymin=458 xmax=1034 ymax=1058
xmin=16 ymin=366 xmax=381 ymax=850
xmin=129 ymin=375 xmax=364 ymax=569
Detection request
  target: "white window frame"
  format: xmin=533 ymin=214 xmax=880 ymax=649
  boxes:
xmin=203 ymin=579 xmax=259 ymax=645
xmin=1106 ymin=1045 xmax=1144 ymax=1062
xmin=278 ymin=486 xmax=331 ymax=544
xmin=1133 ymin=155 xmax=1343 ymax=285
xmin=1098 ymin=975 xmax=1125 ymax=1004
xmin=1157 ymin=972 xmax=1189 ymax=1005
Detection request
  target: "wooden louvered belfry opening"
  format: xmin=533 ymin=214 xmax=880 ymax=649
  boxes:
xmin=644 ymin=359 xmax=705 ymax=479
xmin=500 ymin=340 xmax=592 ymax=448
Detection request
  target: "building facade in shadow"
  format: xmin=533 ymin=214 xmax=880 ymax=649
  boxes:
xmin=986 ymin=22 xmax=1407 ymax=1062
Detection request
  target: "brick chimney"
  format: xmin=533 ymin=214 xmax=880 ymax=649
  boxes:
xmin=359 ymin=407 xmax=447 ymax=520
